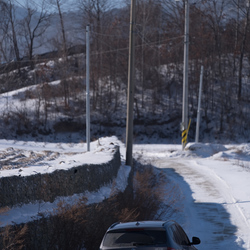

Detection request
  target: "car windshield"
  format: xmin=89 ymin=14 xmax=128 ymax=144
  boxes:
xmin=103 ymin=228 xmax=168 ymax=247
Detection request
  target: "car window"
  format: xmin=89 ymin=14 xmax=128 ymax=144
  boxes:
xmin=103 ymin=228 xmax=168 ymax=247
xmin=176 ymin=225 xmax=190 ymax=245
xmin=171 ymin=224 xmax=182 ymax=245
xmin=171 ymin=224 xmax=190 ymax=246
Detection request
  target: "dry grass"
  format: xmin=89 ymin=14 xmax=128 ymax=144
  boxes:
xmin=1 ymin=225 xmax=28 ymax=250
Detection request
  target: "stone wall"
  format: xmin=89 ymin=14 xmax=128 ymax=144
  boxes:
xmin=0 ymin=146 xmax=121 ymax=208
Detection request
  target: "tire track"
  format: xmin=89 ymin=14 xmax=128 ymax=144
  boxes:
xmin=134 ymin=149 xmax=249 ymax=249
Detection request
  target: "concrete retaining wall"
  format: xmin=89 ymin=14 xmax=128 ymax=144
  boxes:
xmin=0 ymin=146 xmax=121 ymax=208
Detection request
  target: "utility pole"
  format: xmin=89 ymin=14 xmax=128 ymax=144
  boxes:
xmin=126 ymin=0 xmax=136 ymax=166
xmin=181 ymin=0 xmax=190 ymax=149
xmin=86 ymin=24 xmax=90 ymax=151
xmin=195 ymin=65 xmax=204 ymax=143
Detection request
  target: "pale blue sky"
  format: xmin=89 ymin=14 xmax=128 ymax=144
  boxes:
xmin=14 ymin=0 xmax=125 ymax=13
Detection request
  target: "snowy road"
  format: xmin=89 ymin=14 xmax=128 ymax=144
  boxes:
xmin=133 ymin=143 xmax=250 ymax=250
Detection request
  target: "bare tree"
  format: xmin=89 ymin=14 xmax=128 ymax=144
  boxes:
xmin=201 ymin=0 xmax=231 ymax=76
xmin=49 ymin=0 xmax=68 ymax=56
xmin=0 ymin=1 xmax=21 ymax=63
xmin=78 ymin=0 xmax=116 ymax=111
xmin=0 ymin=4 xmax=10 ymax=63
xmin=232 ymin=0 xmax=250 ymax=100
xmin=21 ymin=0 xmax=50 ymax=68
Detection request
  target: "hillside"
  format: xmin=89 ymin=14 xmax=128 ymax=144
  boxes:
xmin=0 ymin=0 xmax=249 ymax=144
xmin=0 ymin=52 xmax=249 ymax=145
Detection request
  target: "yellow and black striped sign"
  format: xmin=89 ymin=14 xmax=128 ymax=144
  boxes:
xmin=182 ymin=119 xmax=191 ymax=148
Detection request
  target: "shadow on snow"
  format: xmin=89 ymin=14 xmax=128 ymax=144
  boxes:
xmin=158 ymin=167 xmax=244 ymax=250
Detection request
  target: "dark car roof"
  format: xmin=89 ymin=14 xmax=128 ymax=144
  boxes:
xmin=108 ymin=220 xmax=176 ymax=231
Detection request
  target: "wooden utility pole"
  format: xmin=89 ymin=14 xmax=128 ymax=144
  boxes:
xmin=126 ymin=0 xmax=136 ymax=166
xmin=195 ymin=66 xmax=204 ymax=143
xmin=181 ymin=0 xmax=189 ymax=149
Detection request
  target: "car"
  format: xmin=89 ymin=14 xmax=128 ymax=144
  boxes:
xmin=99 ymin=220 xmax=201 ymax=250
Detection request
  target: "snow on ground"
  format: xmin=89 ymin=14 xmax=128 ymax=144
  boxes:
xmin=133 ymin=142 xmax=250 ymax=250
xmin=1 ymin=137 xmax=250 ymax=249
xmin=0 ymin=136 xmax=130 ymax=226
xmin=0 ymin=137 xmax=116 ymax=177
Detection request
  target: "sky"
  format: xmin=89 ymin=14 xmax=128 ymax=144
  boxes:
xmin=13 ymin=0 xmax=126 ymax=13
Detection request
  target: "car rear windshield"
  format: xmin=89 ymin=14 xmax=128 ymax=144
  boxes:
xmin=103 ymin=228 xmax=168 ymax=247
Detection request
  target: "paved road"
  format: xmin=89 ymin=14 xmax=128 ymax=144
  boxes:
xmin=134 ymin=145 xmax=250 ymax=250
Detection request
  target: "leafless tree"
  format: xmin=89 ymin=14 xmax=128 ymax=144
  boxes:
xmin=49 ymin=0 xmax=68 ymax=56
xmin=78 ymin=0 xmax=117 ymax=111
xmin=232 ymin=0 xmax=250 ymax=100
xmin=20 ymin=0 xmax=50 ymax=68
xmin=0 ymin=1 xmax=21 ymax=63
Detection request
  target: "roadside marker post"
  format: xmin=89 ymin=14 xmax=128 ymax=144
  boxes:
xmin=182 ymin=119 xmax=191 ymax=149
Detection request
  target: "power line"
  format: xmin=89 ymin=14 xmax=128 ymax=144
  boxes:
xmin=28 ymin=0 xmax=44 ymax=9
xmin=6 ymin=35 xmax=184 ymax=64
xmin=136 ymin=28 xmax=184 ymax=53
xmin=43 ymin=0 xmax=58 ymax=11
xmin=91 ymin=31 xmax=127 ymax=38
xmin=12 ymin=0 xmax=26 ymax=9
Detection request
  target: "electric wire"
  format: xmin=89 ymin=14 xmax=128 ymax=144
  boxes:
xmin=12 ymin=0 xmax=26 ymax=9
xmin=4 ymin=34 xmax=184 ymax=65
xmin=91 ymin=31 xmax=128 ymax=38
